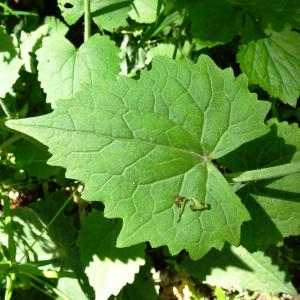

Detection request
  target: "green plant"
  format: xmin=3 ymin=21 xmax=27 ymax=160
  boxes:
xmin=0 ymin=0 xmax=300 ymax=299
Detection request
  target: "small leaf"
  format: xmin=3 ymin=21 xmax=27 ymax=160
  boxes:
xmin=183 ymin=245 xmax=297 ymax=294
xmin=0 ymin=26 xmax=23 ymax=98
xmin=6 ymin=55 xmax=270 ymax=259
xmin=44 ymin=16 xmax=69 ymax=36
xmin=214 ymin=286 xmax=227 ymax=300
xmin=116 ymin=264 xmax=157 ymax=299
xmin=129 ymin=0 xmax=160 ymax=24
xmin=76 ymin=210 xmax=145 ymax=300
xmin=58 ymin=0 xmax=133 ymax=32
xmin=146 ymin=43 xmax=175 ymax=65
xmin=237 ymin=29 xmax=300 ymax=106
xmin=36 ymin=34 xmax=120 ymax=107
xmin=20 ymin=25 xmax=49 ymax=73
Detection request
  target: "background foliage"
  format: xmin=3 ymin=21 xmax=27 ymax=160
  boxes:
xmin=0 ymin=0 xmax=300 ymax=299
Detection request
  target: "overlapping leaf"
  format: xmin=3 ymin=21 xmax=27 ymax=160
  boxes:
xmin=183 ymin=245 xmax=296 ymax=294
xmin=187 ymin=0 xmax=244 ymax=43
xmin=58 ymin=0 xmax=133 ymax=32
xmin=77 ymin=210 xmax=145 ymax=300
xmin=11 ymin=140 xmax=63 ymax=180
xmin=227 ymin=0 xmax=300 ymax=31
xmin=186 ymin=0 xmax=300 ymax=43
xmin=237 ymin=29 xmax=300 ymax=107
xmin=129 ymin=0 xmax=159 ymax=24
xmin=44 ymin=16 xmax=69 ymax=36
xmin=36 ymin=34 xmax=120 ymax=107
xmin=0 ymin=27 xmax=23 ymax=98
xmin=116 ymin=264 xmax=157 ymax=299
xmin=220 ymin=120 xmax=300 ymax=251
xmin=6 ymin=54 xmax=270 ymax=259
xmin=20 ymin=25 xmax=49 ymax=73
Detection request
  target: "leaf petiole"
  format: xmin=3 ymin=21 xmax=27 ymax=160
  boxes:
xmin=84 ymin=0 xmax=91 ymax=42
xmin=227 ymin=161 xmax=300 ymax=183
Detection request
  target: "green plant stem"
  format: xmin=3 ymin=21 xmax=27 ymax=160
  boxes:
xmin=226 ymin=161 xmax=300 ymax=182
xmin=18 ymin=191 xmax=76 ymax=264
xmin=156 ymin=0 xmax=163 ymax=22
xmin=24 ymin=273 xmax=71 ymax=300
xmin=271 ymin=97 xmax=279 ymax=119
xmin=0 ymin=2 xmax=19 ymax=18
xmin=0 ymin=133 xmax=22 ymax=152
xmin=0 ymin=98 xmax=12 ymax=119
xmin=84 ymin=0 xmax=91 ymax=42
xmin=28 ymin=281 xmax=57 ymax=300
xmin=3 ymin=195 xmax=16 ymax=263
xmin=5 ymin=273 xmax=16 ymax=300
xmin=0 ymin=263 xmax=76 ymax=279
xmin=3 ymin=194 xmax=17 ymax=300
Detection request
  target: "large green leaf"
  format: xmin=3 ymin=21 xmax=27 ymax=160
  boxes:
xmin=237 ymin=29 xmax=300 ymax=107
xmin=220 ymin=120 xmax=300 ymax=251
xmin=186 ymin=0 xmax=300 ymax=43
xmin=187 ymin=0 xmax=244 ymax=43
xmin=77 ymin=210 xmax=145 ymax=300
xmin=0 ymin=26 xmax=23 ymax=98
xmin=182 ymin=245 xmax=296 ymax=294
xmin=36 ymin=34 xmax=120 ymax=107
xmin=6 ymin=55 xmax=270 ymax=259
xmin=58 ymin=0 xmax=133 ymax=32
xmin=227 ymin=0 xmax=300 ymax=31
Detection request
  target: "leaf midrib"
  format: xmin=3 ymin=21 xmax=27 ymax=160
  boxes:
xmin=8 ymin=122 xmax=203 ymax=159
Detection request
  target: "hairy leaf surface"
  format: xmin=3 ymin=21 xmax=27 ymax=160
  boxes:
xmin=36 ymin=34 xmax=120 ymax=107
xmin=237 ymin=29 xmax=300 ymax=106
xmin=6 ymin=55 xmax=270 ymax=259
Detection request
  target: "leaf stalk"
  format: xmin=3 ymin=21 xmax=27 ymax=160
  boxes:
xmin=0 ymin=98 xmax=12 ymax=119
xmin=84 ymin=0 xmax=91 ymax=42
